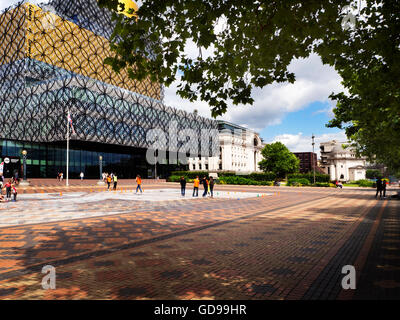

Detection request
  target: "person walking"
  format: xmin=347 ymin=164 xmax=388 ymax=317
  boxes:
xmin=193 ymin=176 xmax=199 ymax=197
xmin=107 ymin=174 xmax=112 ymax=190
xmin=375 ymin=177 xmax=383 ymax=199
xmin=180 ymin=176 xmax=186 ymax=196
xmin=136 ymin=175 xmax=143 ymax=193
xmin=12 ymin=184 xmax=17 ymax=202
xmin=60 ymin=172 xmax=63 ymax=182
xmin=113 ymin=174 xmax=118 ymax=190
xmin=209 ymin=177 xmax=215 ymax=198
xmin=80 ymin=172 xmax=84 ymax=181
xmin=382 ymin=178 xmax=387 ymax=199
xmin=4 ymin=180 xmax=12 ymax=201
xmin=202 ymin=176 xmax=208 ymax=197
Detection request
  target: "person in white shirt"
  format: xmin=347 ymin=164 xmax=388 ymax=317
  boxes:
xmin=80 ymin=172 xmax=84 ymax=180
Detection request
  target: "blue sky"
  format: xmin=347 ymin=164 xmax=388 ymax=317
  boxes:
xmin=260 ymin=101 xmax=337 ymax=139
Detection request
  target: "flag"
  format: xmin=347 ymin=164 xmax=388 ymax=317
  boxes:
xmin=67 ymin=110 xmax=76 ymax=134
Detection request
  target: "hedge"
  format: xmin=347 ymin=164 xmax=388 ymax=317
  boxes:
xmin=170 ymin=171 xmax=210 ymax=179
xmin=287 ymin=178 xmax=310 ymax=186
xmin=219 ymin=176 xmax=274 ymax=186
xmin=170 ymin=171 xmax=277 ymax=181
xmin=287 ymin=173 xmax=330 ymax=183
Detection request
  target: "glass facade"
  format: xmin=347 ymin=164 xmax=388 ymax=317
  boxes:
xmin=0 ymin=139 xmax=187 ymax=179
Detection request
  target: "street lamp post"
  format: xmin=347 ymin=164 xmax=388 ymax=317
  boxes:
xmin=312 ymin=134 xmax=316 ymax=185
xmin=20 ymin=149 xmax=30 ymax=186
xmin=97 ymin=155 xmax=103 ymax=185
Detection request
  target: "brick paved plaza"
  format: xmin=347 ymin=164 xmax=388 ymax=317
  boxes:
xmin=0 ymin=181 xmax=399 ymax=300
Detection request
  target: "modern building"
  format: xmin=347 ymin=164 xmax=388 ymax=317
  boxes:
xmin=293 ymin=152 xmax=318 ymax=173
xmin=189 ymin=120 xmax=264 ymax=173
xmin=0 ymin=0 xmax=218 ymax=179
xmin=319 ymin=140 xmax=366 ymax=181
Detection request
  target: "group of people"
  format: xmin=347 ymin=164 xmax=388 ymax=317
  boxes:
xmin=0 ymin=178 xmax=17 ymax=202
xmin=180 ymin=176 xmax=215 ymax=198
xmin=102 ymin=173 xmax=143 ymax=193
xmin=102 ymin=172 xmax=118 ymax=190
xmin=375 ymin=177 xmax=388 ymax=199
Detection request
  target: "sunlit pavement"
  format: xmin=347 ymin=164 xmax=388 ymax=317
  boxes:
xmin=0 ymin=183 xmax=399 ymax=299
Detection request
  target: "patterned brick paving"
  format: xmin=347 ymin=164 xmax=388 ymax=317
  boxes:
xmin=0 ymin=185 xmax=399 ymax=299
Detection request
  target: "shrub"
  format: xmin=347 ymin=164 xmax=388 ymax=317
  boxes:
xmin=366 ymin=169 xmax=382 ymax=179
xmin=287 ymin=173 xmax=330 ymax=183
xmin=218 ymin=176 xmax=274 ymax=186
xmin=356 ymin=179 xmax=374 ymax=187
xmin=167 ymin=175 xmax=182 ymax=182
xmin=170 ymin=171 xmax=209 ymax=179
xmin=315 ymin=182 xmax=331 ymax=187
xmin=287 ymin=178 xmax=310 ymax=186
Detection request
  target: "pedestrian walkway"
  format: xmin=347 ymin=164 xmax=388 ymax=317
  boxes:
xmin=0 ymin=186 xmax=398 ymax=299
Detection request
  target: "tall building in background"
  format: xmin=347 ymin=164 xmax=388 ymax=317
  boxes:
xmin=293 ymin=152 xmax=318 ymax=173
xmin=0 ymin=0 xmax=218 ymax=178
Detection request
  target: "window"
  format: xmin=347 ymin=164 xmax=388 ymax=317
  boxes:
xmin=199 ymin=164 xmax=202 ymax=170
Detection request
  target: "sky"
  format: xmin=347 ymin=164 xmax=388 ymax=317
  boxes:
xmin=1 ymin=0 xmax=348 ymax=157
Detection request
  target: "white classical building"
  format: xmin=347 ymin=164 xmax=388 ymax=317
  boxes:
xmin=189 ymin=120 xmax=265 ymax=173
xmin=319 ymin=140 xmax=366 ymax=181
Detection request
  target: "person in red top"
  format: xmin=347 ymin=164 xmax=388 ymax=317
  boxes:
xmin=12 ymin=185 xmax=17 ymax=202
xmin=136 ymin=175 xmax=143 ymax=193
xmin=4 ymin=180 xmax=12 ymax=201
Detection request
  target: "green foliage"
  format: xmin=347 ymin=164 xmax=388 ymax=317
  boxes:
xmin=287 ymin=178 xmax=310 ymax=186
xmin=287 ymin=173 xmax=330 ymax=183
xmin=170 ymin=171 xmax=209 ymax=179
xmin=315 ymin=182 xmax=331 ymax=187
xmin=247 ymin=172 xmax=277 ymax=181
xmin=167 ymin=175 xmax=182 ymax=182
xmin=258 ymin=142 xmax=299 ymax=178
xmin=356 ymin=180 xmax=374 ymax=188
xmin=219 ymin=176 xmax=273 ymax=186
xmin=97 ymin=0 xmax=350 ymax=117
xmin=366 ymin=169 xmax=382 ymax=179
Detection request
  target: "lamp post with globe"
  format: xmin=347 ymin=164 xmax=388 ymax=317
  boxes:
xmin=20 ymin=149 xmax=30 ymax=186
xmin=97 ymin=155 xmax=104 ymax=185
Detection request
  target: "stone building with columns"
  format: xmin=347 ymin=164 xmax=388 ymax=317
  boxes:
xmin=319 ymin=140 xmax=366 ymax=182
xmin=189 ymin=120 xmax=265 ymax=173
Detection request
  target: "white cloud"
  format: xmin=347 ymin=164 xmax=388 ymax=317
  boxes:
xmin=268 ymin=131 xmax=347 ymax=158
xmin=164 ymin=53 xmax=345 ymax=132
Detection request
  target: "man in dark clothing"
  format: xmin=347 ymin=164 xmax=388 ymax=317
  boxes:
xmin=202 ymin=176 xmax=208 ymax=197
xmin=375 ymin=178 xmax=383 ymax=199
xmin=209 ymin=177 xmax=215 ymax=198
xmin=180 ymin=176 xmax=186 ymax=196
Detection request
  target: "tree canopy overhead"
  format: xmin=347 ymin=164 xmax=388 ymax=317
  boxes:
xmin=98 ymin=0 xmax=350 ymax=117
xmin=98 ymin=0 xmax=400 ymax=169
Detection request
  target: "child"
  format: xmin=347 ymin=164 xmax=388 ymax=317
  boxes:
xmin=12 ymin=185 xmax=17 ymax=202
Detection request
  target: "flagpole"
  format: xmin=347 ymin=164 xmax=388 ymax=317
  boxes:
xmin=66 ymin=107 xmax=69 ymax=187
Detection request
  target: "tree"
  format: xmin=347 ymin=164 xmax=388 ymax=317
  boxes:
xmin=258 ymin=142 xmax=299 ymax=178
xmin=366 ymin=169 xmax=382 ymax=180
xmin=323 ymin=1 xmax=400 ymax=172
xmin=98 ymin=0 xmax=349 ymax=117
xmin=98 ymin=0 xmax=399 ymax=169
